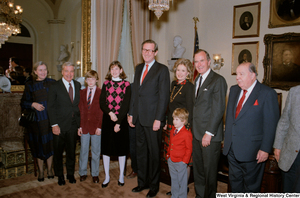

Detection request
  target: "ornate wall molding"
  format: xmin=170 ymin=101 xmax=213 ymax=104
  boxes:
xmin=81 ymin=0 xmax=91 ymax=76
xmin=47 ymin=19 xmax=65 ymax=24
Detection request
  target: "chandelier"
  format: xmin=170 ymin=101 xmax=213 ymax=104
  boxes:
xmin=0 ymin=0 xmax=23 ymax=48
xmin=148 ymin=0 xmax=171 ymax=20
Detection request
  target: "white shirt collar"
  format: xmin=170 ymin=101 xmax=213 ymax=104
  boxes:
xmin=175 ymin=125 xmax=184 ymax=132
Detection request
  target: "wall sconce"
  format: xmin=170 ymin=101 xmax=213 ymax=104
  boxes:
xmin=76 ymin=60 xmax=81 ymax=69
xmin=212 ymin=54 xmax=224 ymax=70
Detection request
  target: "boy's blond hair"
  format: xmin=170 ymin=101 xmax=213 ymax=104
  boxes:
xmin=85 ymin=70 xmax=99 ymax=80
xmin=172 ymin=108 xmax=189 ymax=125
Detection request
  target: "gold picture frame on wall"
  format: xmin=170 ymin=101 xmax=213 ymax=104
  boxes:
xmin=269 ymin=0 xmax=300 ymax=28
xmin=232 ymin=41 xmax=259 ymax=75
xmin=81 ymin=0 xmax=92 ymax=76
xmin=262 ymin=33 xmax=300 ymax=90
xmin=233 ymin=2 xmax=261 ymax=38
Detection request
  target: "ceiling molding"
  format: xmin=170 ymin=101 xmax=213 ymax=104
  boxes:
xmin=43 ymin=0 xmax=63 ymax=19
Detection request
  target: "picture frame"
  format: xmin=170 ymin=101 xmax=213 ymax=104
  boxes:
xmin=233 ymin=2 xmax=261 ymax=38
xmin=268 ymin=0 xmax=300 ymax=28
xmin=232 ymin=41 xmax=259 ymax=75
xmin=262 ymin=32 xmax=300 ymax=90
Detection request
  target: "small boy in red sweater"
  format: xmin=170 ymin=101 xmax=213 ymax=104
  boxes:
xmin=166 ymin=108 xmax=193 ymax=198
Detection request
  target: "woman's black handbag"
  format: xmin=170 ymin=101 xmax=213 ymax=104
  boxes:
xmin=19 ymin=109 xmax=36 ymax=127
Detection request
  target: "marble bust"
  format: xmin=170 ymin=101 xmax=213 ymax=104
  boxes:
xmin=171 ymin=35 xmax=186 ymax=59
xmin=57 ymin=44 xmax=70 ymax=72
xmin=168 ymin=35 xmax=186 ymax=71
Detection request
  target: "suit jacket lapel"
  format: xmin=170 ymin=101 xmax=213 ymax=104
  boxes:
xmin=232 ymin=87 xmax=242 ymax=119
xmin=82 ymin=88 xmax=88 ymax=107
xmin=59 ymin=79 xmax=71 ymax=100
xmin=73 ymin=80 xmax=80 ymax=104
xmin=235 ymin=82 xmax=261 ymax=120
xmin=136 ymin=64 xmax=143 ymax=88
xmin=197 ymin=70 xmax=214 ymax=97
xmin=141 ymin=61 xmax=157 ymax=86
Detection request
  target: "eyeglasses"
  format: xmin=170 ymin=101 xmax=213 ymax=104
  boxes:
xmin=142 ymin=49 xmax=155 ymax=53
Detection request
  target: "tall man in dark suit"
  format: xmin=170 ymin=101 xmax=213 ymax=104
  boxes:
xmin=48 ymin=62 xmax=81 ymax=186
xmin=192 ymin=49 xmax=227 ymax=198
xmin=128 ymin=39 xmax=170 ymax=198
xmin=223 ymin=62 xmax=280 ymax=192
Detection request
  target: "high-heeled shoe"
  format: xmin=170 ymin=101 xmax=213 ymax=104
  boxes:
xmin=38 ymin=177 xmax=44 ymax=182
xmin=38 ymin=172 xmax=44 ymax=182
xmin=47 ymin=170 xmax=54 ymax=179
xmin=118 ymin=180 xmax=124 ymax=186
xmin=102 ymin=181 xmax=110 ymax=188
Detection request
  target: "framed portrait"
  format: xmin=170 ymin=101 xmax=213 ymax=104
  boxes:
xmin=269 ymin=0 xmax=300 ymax=28
xmin=232 ymin=42 xmax=259 ymax=75
xmin=262 ymin=32 xmax=300 ymax=90
xmin=233 ymin=2 xmax=261 ymax=38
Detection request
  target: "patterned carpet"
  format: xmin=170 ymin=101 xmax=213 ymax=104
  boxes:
xmin=0 ymin=160 xmax=228 ymax=198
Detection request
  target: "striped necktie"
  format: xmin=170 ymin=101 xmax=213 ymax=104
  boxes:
xmin=87 ymin=88 xmax=92 ymax=109
xmin=173 ymin=129 xmax=178 ymax=136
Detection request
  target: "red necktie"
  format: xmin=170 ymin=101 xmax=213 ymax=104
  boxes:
xmin=69 ymin=83 xmax=73 ymax=103
xmin=173 ymin=129 xmax=178 ymax=136
xmin=235 ymin=90 xmax=247 ymax=119
xmin=87 ymin=88 xmax=92 ymax=109
xmin=141 ymin=64 xmax=149 ymax=84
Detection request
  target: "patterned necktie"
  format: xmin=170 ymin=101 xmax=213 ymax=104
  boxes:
xmin=87 ymin=88 xmax=92 ymax=109
xmin=173 ymin=129 xmax=178 ymax=136
xmin=141 ymin=64 xmax=149 ymax=84
xmin=69 ymin=83 xmax=73 ymax=103
xmin=196 ymin=75 xmax=202 ymax=98
xmin=235 ymin=90 xmax=247 ymax=119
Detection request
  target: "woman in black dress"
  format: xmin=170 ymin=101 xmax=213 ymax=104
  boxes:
xmin=21 ymin=61 xmax=55 ymax=181
xmin=100 ymin=61 xmax=131 ymax=187
xmin=164 ymin=58 xmax=194 ymax=195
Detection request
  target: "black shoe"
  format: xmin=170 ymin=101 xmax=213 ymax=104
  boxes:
xmin=118 ymin=181 xmax=124 ymax=186
xmin=38 ymin=171 xmax=44 ymax=182
xmin=67 ymin=175 xmax=76 ymax=184
xmin=47 ymin=170 xmax=54 ymax=179
xmin=58 ymin=176 xmax=65 ymax=186
xmin=102 ymin=181 xmax=109 ymax=188
xmin=38 ymin=177 xmax=44 ymax=182
xmin=132 ymin=186 xmax=150 ymax=193
xmin=166 ymin=187 xmax=188 ymax=195
xmin=146 ymin=189 xmax=158 ymax=198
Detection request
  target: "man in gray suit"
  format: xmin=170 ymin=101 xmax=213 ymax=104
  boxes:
xmin=274 ymin=85 xmax=300 ymax=193
xmin=192 ymin=49 xmax=227 ymax=198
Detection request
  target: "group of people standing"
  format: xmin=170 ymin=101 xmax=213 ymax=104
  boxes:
xmin=5 ymin=57 xmax=32 ymax=85
xmin=20 ymin=38 xmax=299 ymax=198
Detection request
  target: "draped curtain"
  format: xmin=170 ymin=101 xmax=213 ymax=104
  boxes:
xmin=92 ymin=0 xmax=152 ymax=83
xmin=128 ymin=0 xmax=152 ymax=67
xmin=93 ymin=0 xmax=124 ymax=84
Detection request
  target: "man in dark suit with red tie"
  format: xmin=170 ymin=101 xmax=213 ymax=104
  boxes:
xmin=223 ymin=62 xmax=280 ymax=192
xmin=128 ymin=39 xmax=170 ymax=198
xmin=48 ymin=62 xmax=81 ymax=186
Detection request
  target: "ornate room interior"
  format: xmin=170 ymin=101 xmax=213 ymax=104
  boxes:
xmin=0 ymin=0 xmax=299 ymax=195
